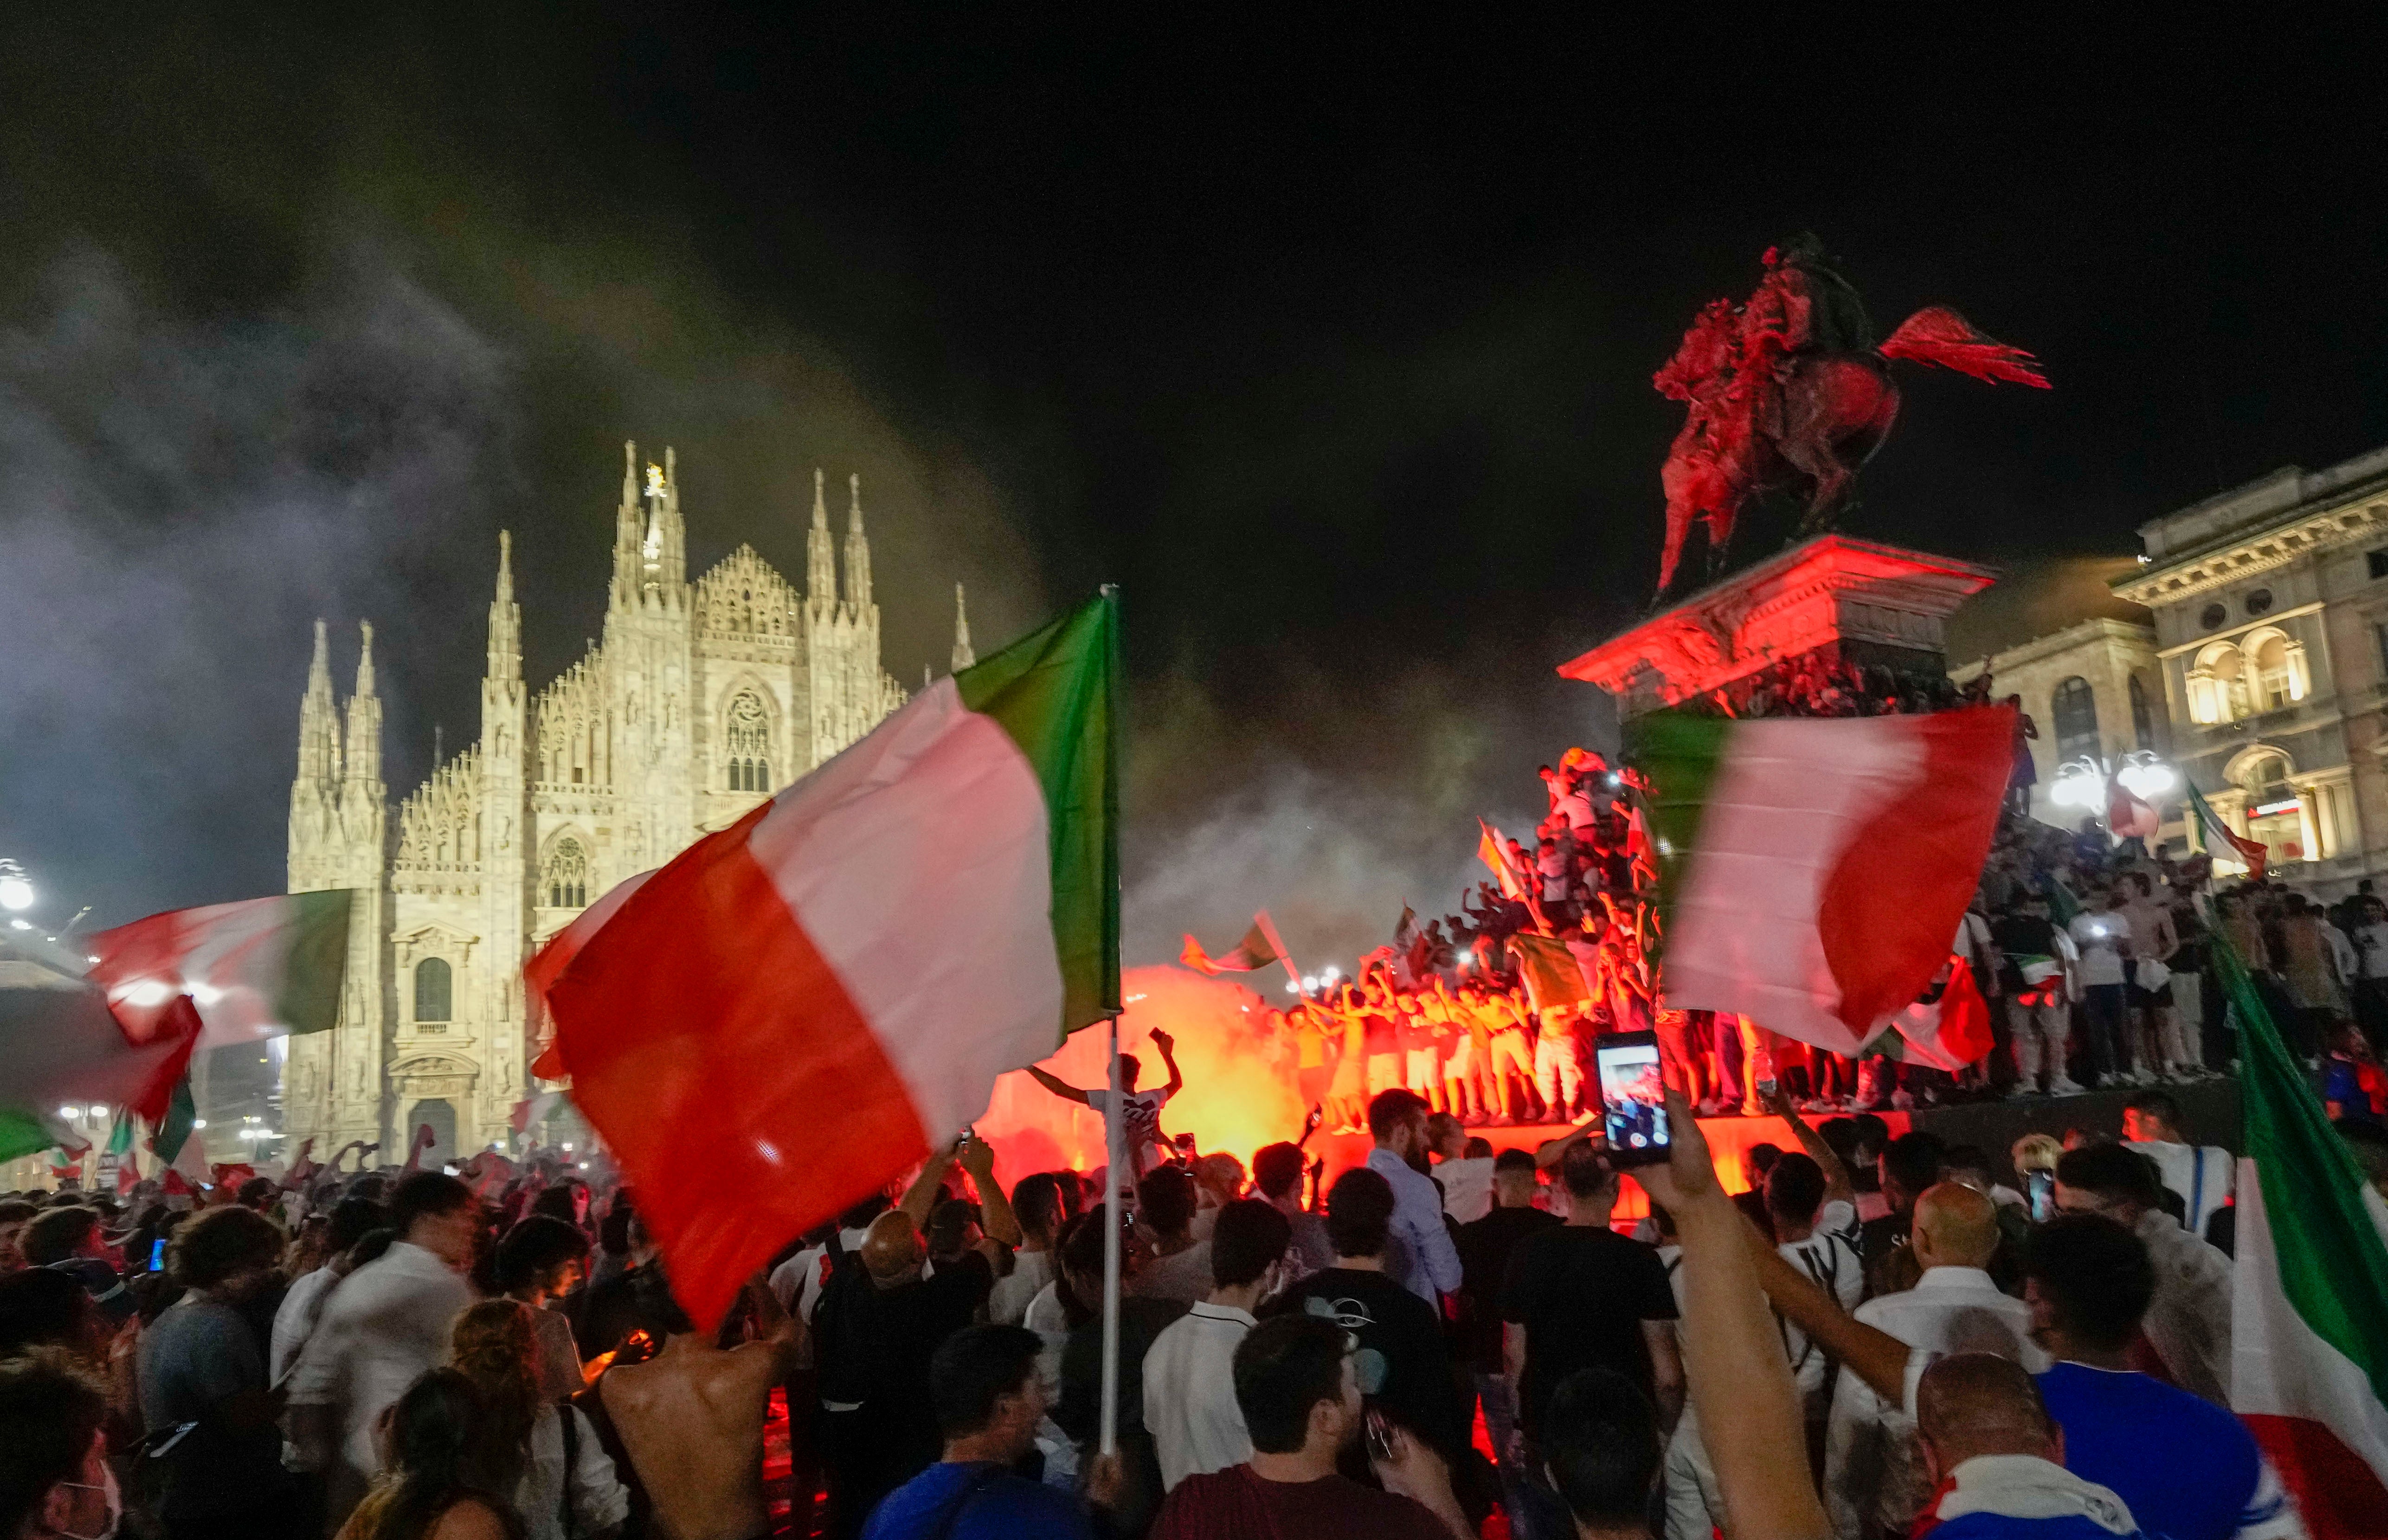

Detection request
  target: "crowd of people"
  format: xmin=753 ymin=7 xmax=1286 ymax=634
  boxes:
xmin=8 ymin=1052 xmax=2379 ymax=1540
xmin=1253 ymin=722 xmax=2388 ymax=1130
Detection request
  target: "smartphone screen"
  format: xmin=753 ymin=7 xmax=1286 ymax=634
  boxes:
xmin=1595 ymin=1031 xmax=1673 ymax=1166
xmin=149 ymin=1237 xmax=166 ymax=1271
xmin=2026 ymin=1168 xmax=2055 ymax=1223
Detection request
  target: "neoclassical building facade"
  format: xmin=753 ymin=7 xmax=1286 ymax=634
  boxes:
xmin=283 ymin=445 xmax=972 ymax=1161
xmin=2116 ymin=443 xmax=2388 ymax=888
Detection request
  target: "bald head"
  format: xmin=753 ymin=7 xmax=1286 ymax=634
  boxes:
xmin=861 ymin=1210 xmax=925 ymax=1287
xmin=1916 ymin=1353 xmax=2059 ymax=1475
xmin=1911 ymin=1181 xmax=2000 ymax=1272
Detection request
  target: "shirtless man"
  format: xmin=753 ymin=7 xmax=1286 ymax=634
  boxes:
xmin=600 ymin=1267 xmax=808 ymax=1540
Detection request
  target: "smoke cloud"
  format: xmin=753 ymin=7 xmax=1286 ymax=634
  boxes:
xmin=0 ymin=244 xmax=518 ymax=926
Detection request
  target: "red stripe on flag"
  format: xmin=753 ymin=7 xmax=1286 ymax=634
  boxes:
xmin=546 ymin=805 xmax=929 ymax=1330
xmin=2242 ymin=1413 xmax=2388 ymax=1539
xmin=1816 ymin=706 xmax=2013 ymax=1035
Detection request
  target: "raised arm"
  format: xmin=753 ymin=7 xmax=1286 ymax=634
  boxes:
xmin=1635 ymin=1091 xmax=1831 ymax=1540
xmin=1761 ymin=1084 xmax=1854 ymax=1207
xmin=1024 ymin=1065 xmax=1093 ymax=1106
xmin=899 ymin=1142 xmax=960 ymax=1230
xmin=740 ymin=1268 xmax=809 ymax=1376
xmin=1533 ymin=1110 xmax=1603 ymax=1168
xmin=1151 ymin=1029 xmax=1184 ymax=1098
xmin=956 ymin=1135 xmax=1021 ymax=1249
xmin=399 ymin=1123 xmax=436 ymax=1174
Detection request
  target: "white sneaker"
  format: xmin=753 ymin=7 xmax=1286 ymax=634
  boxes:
xmin=2049 ymin=1077 xmax=2087 ymax=1096
xmin=2006 ymin=1084 xmax=2040 ymax=1101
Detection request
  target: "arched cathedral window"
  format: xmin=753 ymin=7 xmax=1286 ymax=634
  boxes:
xmin=544 ymin=839 xmax=589 ymax=909
xmin=726 ymin=691 xmax=772 ymax=793
xmin=414 ymin=957 xmax=451 ymax=1025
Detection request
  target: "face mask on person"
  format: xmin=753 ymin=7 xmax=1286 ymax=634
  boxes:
xmin=55 ymin=1462 xmax=122 ymax=1540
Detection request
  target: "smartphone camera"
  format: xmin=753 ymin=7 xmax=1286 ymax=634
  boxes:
xmin=1594 ymin=1031 xmax=1674 ymax=1168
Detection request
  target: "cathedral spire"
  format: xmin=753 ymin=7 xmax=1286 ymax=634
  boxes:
xmin=657 ymin=445 xmax=687 ymax=590
xmin=297 ymin=618 xmax=339 ymax=783
xmin=611 ymin=439 xmax=644 ymax=610
xmin=806 ymin=466 xmax=836 ymax=613
xmin=951 ymin=583 xmax=975 ymax=671
xmin=344 ymin=621 xmax=382 ymax=787
xmin=487 ymin=530 xmax=521 ymax=684
xmin=842 ymin=472 xmax=873 ymax=611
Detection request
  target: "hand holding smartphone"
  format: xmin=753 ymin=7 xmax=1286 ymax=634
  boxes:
xmin=1593 ymin=1031 xmax=1674 ymax=1168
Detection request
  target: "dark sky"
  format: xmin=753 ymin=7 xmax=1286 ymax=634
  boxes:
xmin=2 ymin=12 xmax=2383 ymax=965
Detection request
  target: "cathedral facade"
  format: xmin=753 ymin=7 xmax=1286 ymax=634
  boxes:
xmin=282 ymin=444 xmax=973 ymax=1161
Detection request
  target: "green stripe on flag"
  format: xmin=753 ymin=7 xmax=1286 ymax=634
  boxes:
xmin=274 ymin=889 xmax=354 ymax=1034
xmin=955 ymin=588 xmax=1122 ymax=1040
xmin=0 ymin=1106 xmax=60 ymax=1164
xmin=154 ymin=1077 xmax=196 ymax=1166
xmin=1620 ymin=711 xmax=1731 ymax=931
xmin=2211 ymin=921 xmax=2388 ymax=1410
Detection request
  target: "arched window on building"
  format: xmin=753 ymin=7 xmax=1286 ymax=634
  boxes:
xmin=544 ymin=839 xmax=588 ymax=909
xmin=726 ymin=690 xmax=772 ymax=794
xmin=2052 ymin=677 xmax=2100 ymax=767
xmin=2244 ymin=628 xmax=2310 ymax=712
xmin=2236 ymin=750 xmax=2305 ymax=865
xmin=2129 ymin=674 xmax=2155 ymax=751
xmin=413 ymin=957 xmax=451 ymax=1025
xmin=2187 ymin=641 xmax=2247 ymax=725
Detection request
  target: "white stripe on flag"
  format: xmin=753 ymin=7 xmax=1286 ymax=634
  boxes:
xmin=2232 ymin=1158 xmax=2388 ymax=1487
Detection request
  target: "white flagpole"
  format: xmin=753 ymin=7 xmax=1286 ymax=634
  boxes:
xmin=1099 ymin=1012 xmax=1124 ymax=1459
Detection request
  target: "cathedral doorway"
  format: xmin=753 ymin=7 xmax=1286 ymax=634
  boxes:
xmin=410 ymin=1099 xmax=458 ymax=1168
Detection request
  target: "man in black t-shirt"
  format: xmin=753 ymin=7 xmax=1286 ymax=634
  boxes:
xmin=1991 ymin=892 xmax=2077 ymax=1096
xmin=1496 ymin=1144 xmax=1680 ymax=1443
xmin=1455 ymin=1152 xmax=1558 ymax=1379
xmin=812 ymin=1139 xmax=1013 ymax=1540
xmin=1269 ymin=1168 xmax=1472 ymax=1489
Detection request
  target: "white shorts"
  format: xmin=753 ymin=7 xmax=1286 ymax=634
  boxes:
xmin=1443 ymin=1036 xmax=1477 ymax=1075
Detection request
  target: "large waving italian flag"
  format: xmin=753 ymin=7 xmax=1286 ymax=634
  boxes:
xmin=2215 ymin=926 xmax=2388 ymax=1534
xmin=1627 ymin=707 xmax=2012 ymax=1056
xmin=87 ymin=891 xmax=353 ymax=1048
xmin=543 ymin=590 xmax=1120 ymax=1328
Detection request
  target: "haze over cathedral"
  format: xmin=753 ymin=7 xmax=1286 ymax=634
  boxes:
xmin=282 ymin=443 xmax=972 ymax=1161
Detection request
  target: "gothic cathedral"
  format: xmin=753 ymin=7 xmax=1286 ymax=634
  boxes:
xmin=282 ymin=444 xmax=976 ymax=1161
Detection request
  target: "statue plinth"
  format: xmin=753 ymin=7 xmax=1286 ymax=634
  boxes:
xmin=1561 ymin=534 xmax=1996 ymax=719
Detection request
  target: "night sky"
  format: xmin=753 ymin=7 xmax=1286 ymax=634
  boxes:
xmin=2 ymin=13 xmax=2384 ymax=967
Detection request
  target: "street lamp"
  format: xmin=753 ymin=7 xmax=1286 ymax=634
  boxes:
xmin=0 ymin=861 xmax=32 ymax=913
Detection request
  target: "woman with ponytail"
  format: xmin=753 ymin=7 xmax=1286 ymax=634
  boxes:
xmin=449 ymin=1300 xmax=628 ymax=1540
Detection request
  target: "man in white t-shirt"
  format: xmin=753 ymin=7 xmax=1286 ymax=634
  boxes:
xmin=1141 ymin=1199 xmax=1291 ymax=1490
xmin=1027 ymin=1028 xmax=1184 ymax=1179
xmin=1765 ymin=1155 xmax=1865 ymax=1427
xmin=1825 ymin=1181 xmax=2043 ymax=1540
xmin=2068 ymin=889 xmax=2135 ymax=1086
xmin=2123 ymin=1089 xmax=2235 ymax=1241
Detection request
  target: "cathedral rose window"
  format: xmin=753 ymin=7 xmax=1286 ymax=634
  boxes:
xmin=727 ymin=690 xmax=772 ymax=793
xmin=544 ymin=839 xmax=589 ymax=909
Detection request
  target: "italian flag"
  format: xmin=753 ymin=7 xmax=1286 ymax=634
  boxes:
xmin=2214 ymin=925 xmax=2388 ymax=1534
xmin=87 ymin=890 xmax=353 ymax=1048
xmin=1627 ymin=707 xmax=2012 ymax=1056
xmin=542 ymin=590 xmax=1120 ymax=1328
xmin=1180 ymin=912 xmax=1289 ymax=976
xmin=0 ymin=936 xmax=203 ymax=1159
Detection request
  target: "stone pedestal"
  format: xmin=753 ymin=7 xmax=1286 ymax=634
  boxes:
xmin=1560 ymin=534 xmax=1996 ymax=719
